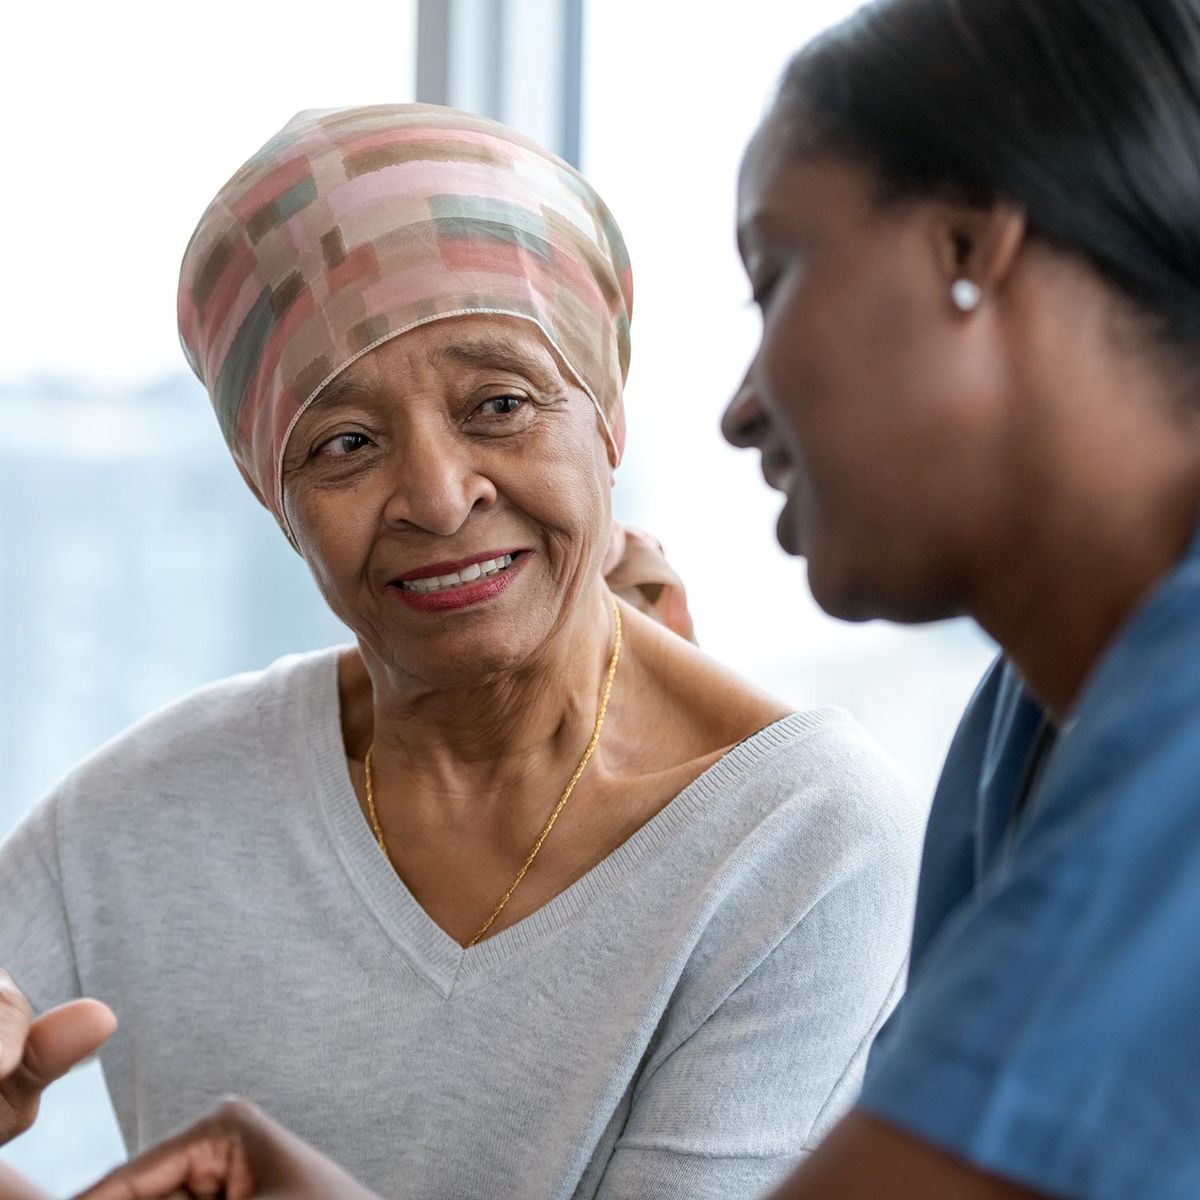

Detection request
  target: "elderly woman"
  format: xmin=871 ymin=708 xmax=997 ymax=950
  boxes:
xmin=66 ymin=1 xmax=1200 ymax=1196
xmin=0 ymin=105 xmax=918 ymax=1198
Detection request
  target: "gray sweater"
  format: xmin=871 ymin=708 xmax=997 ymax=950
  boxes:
xmin=0 ymin=649 xmax=922 ymax=1199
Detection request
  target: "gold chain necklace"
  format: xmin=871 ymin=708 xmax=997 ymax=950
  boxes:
xmin=364 ymin=598 xmax=623 ymax=947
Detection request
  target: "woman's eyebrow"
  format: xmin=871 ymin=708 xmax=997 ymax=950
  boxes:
xmin=312 ymin=371 xmax=377 ymax=410
xmin=436 ymin=335 xmax=560 ymax=386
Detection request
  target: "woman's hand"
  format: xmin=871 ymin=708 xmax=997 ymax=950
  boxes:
xmin=74 ymin=1098 xmax=383 ymax=1200
xmin=0 ymin=969 xmax=116 ymax=1146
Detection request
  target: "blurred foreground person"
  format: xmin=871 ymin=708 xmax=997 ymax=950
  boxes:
xmin=73 ymin=0 xmax=1200 ymax=1196
xmin=0 ymin=104 xmax=920 ymax=1199
xmin=726 ymin=0 xmax=1200 ymax=1195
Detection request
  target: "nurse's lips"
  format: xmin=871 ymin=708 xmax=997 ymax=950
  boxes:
xmin=761 ymin=448 xmax=795 ymax=493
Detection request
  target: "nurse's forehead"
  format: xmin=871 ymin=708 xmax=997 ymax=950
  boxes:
xmin=737 ymin=119 xmax=817 ymax=235
xmin=739 ymin=149 xmax=883 ymax=253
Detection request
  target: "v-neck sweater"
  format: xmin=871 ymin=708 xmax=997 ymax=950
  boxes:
xmin=1 ymin=648 xmax=923 ymax=1199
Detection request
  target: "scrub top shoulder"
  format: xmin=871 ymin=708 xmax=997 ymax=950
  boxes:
xmin=860 ymin=519 xmax=1200 ymax=1200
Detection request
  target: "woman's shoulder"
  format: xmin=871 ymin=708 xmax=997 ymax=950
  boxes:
xmin=619 ymin=602 xmax=792 ymax=755
xmin=620 ymin=602 xmax=924 ymax=854
xmin=50 ymin=646 xmax=345 ymax=803
xmin=699 ymin=705 xmax=926 ymax=873
xmin=625 ymin=707 xmax=924 ymax=1104
xmin=624 ymin=603 xmax=913 ymax=783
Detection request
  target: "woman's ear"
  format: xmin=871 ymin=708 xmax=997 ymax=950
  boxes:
xmin=932 ymin=200 xmax=1028 ymax=298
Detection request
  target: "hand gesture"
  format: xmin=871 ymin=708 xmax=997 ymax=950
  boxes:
xmin=0 ymin=970 xmax=116 ymax=1146
xmin=75 ymin=1098 xmax=382 ymax=1200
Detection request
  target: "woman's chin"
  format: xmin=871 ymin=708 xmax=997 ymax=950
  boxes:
xmin=779 ymin=500 xmax=888 ymax=622
xmin=797 ymin=529 xmax=880 ymax=624
xmin=805 ymin=545 xmax=954 ymax=627
xmin=413 ymin=624 xmax=539 ymax=679
xmin=807 ymin=574 xmax=877 ymax=623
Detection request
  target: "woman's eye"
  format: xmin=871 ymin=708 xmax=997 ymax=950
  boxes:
xmin=476 ymin=395 xmax=526 ymax=418
xmin=317 ymin=432 xmax=373 ymax=458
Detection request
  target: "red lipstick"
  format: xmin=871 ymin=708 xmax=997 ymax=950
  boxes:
xmin=395 ymin=548 xmax=527 ymax=583
xmin=388 ymin=550 xmax=530 ymax=613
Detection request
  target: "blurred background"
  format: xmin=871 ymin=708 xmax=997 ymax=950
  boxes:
xmin=0 ymin=0 xmax=994 ymax=1191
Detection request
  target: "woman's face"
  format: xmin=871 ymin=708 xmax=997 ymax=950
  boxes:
xmin=282 ymin=316 xmax=614 ymax=685
xmin=723 ymin=115 xmax=1018 ymax=623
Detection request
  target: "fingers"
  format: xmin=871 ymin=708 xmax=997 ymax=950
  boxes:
xmin=0 ymin=972 xmax=33 ymax=1078
xmin=21 ymin=1000 xmax=117 ymax=1089
xmin=0 ymin=985 xmax=116 ymax=1147
xmin=73 ymin=1122 xmax=253 ymax=1200
xmin=76 ymin=1098 xmax=382 ymax=1200
xmin=0 ymin=967 xmax=117 ymax=1090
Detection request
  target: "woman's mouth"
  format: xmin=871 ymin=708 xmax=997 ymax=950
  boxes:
xmin=399 ymin=553 xmax=518 ymax=594
xmin=389 ymin=551 xmax=528 ymax=612
xmin=761 ymin=450 xmax=796 ymax=494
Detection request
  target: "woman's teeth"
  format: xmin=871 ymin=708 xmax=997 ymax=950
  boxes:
xmin=402 ymin=554 xmax=516 ymax=594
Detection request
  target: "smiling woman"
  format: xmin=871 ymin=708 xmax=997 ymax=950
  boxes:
xmin=280 ymin=319 xmax=615 ymax=696
xmin=0 ymin=104 xmax=922 ymax=1199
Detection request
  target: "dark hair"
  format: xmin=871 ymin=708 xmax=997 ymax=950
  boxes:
xmin=775 ymin=0 xmax=1200 ymax=348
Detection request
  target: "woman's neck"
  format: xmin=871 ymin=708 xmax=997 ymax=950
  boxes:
xmin=341 ymin=583 xmax=618 ymax=801
xmin=979 ymin=506 xmax=1196 ymax=722
xmin=974 ymin=399 xmax=1200 ymax=722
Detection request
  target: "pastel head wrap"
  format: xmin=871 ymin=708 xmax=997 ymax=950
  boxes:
xmin=179 ymin=103 xmax=694 ymax=640
xmin=178 ymin=103 xmax=632 ymax=539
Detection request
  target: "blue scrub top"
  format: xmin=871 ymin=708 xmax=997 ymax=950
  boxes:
xmin=859 ymin=520 xmax=1200 ymax=1199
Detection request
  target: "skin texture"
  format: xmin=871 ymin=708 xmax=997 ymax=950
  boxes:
xmin=281 ymin=313 xmax=785 ymax=946
xmin=725 ymin=112 xmax=1200 ymax=1197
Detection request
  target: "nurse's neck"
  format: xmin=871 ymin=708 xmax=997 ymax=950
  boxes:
xmin=973 ymin=370 xmax=1200 ymax=723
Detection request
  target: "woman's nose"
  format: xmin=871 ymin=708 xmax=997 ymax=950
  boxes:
xmin=381 ymin=438 xmax=497 ymax=536
xmin=721 ymin=371 xmax=770 ymax=449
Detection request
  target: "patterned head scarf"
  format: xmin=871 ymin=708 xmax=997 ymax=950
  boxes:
xmin=178 ymin=103 xmax=631 ymax=539
xmin=180 ymin=103 xmax=694 ymax=641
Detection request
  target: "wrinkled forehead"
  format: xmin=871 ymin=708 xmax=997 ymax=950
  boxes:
xmin=314 ymin=314 xmax=578 ymax=402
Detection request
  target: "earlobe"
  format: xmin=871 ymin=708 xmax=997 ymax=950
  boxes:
xmin=932 ymin=200 xmax=1027 ymax=318
xmin=941 ymin=201 xmax=1028 ymax=299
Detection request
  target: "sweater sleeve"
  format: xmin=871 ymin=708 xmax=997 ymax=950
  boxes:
xmin=593 ymin=852 xmax=911 ymax=1200
xmin=0 ymin=791 xmax=82 ymax=1013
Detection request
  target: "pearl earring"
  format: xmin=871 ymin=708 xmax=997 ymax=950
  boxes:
xmin=952 ymin=279 xmax=982 ymax=312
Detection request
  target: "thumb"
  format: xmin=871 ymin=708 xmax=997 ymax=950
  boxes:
xmin=22 ymin=1000 xmax=117 ymax=1088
